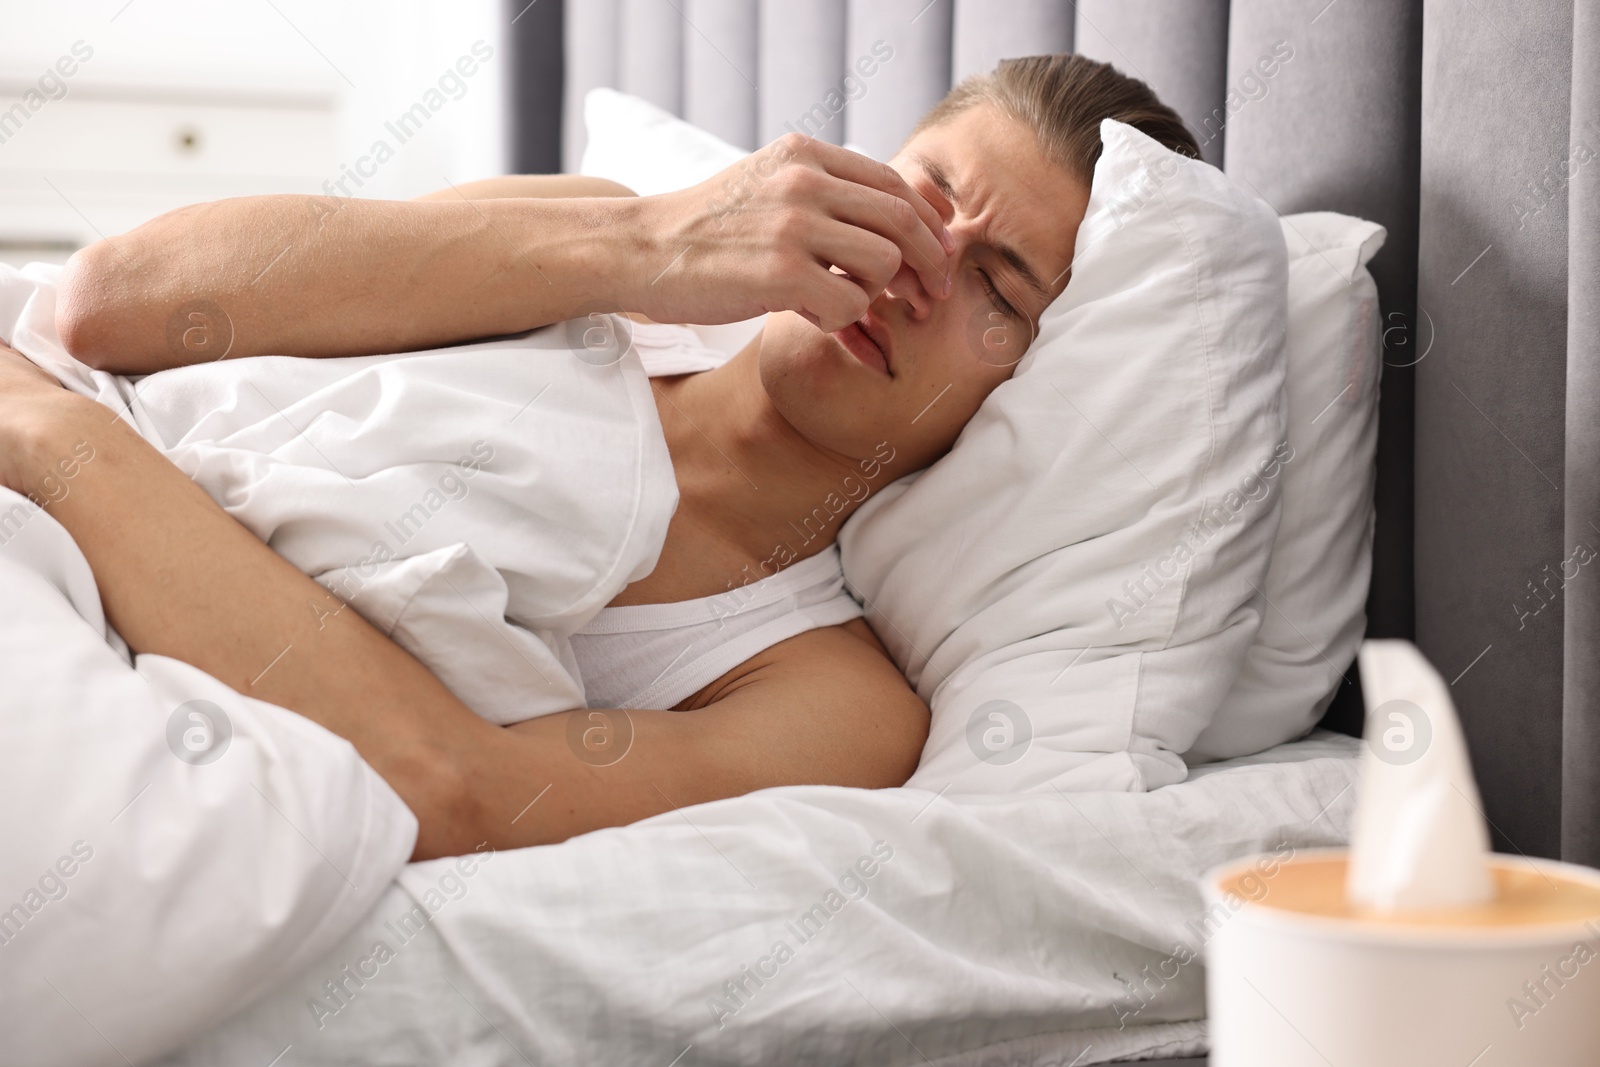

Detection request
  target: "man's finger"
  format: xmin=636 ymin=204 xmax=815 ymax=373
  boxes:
xmin=803 ymin=138 xmax=951 ymax=248
xmin=801 ymin=267 xmax=872 ymax=334
xmin=807 ymin=220 xmax=902 ymax=301
xmin=822 ymin=180 xmax=950 ymax=301
xmin=881 ymin=260 xmax=935 ymax=306
xmin=800 ymin=139 xmax=952 ymax=293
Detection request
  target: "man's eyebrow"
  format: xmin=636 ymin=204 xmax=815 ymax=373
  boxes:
xmin=912 ymin=152 xmax=1054 ymax=307
xmin=914 ymin=152 xmax=958 ymax=206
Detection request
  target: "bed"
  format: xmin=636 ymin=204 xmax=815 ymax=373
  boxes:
xmin=520 ymin=3 xmax=1599 ymax=861
xmin=521 ymin=0 xmax=1596 ymax=855
xmin=4 ymin=0 xmax=1595 ymax=1064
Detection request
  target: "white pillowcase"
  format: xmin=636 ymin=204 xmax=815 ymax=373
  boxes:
xmin=840 ymin=119 xmax=1287 ymax=793
xmin=580 ymin=87 xmax=748 ymax=196
xmin=1191 ymin=212 xmax=1386 ymax=761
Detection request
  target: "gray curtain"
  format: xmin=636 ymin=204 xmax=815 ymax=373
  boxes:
xmin=1415 ymin=0 xmax=1574 ymax=860
xmin=952 ymin=0 xmax=1073 ymax=84
xmin=519 ymin=0 xmax=1598 ymax=867
xmin=1074 ymin=0 xmax=1230 ymax=167
xmin=843 ymin=0 xmax=953 ymax=160
xmin=1224 ymin=0 xmax=1423 ymax=738
xmin=684 ymin=0 xmax=759 ymax=148
xmin=1565 ymin=0 xmax=1598 ymax=867
xmin=758 ymin=0 xmax=847 ymax=146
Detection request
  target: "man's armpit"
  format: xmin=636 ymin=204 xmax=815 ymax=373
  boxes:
xmin=674 ymin=620 xmax=908 ymax=712
xmin=836 ymin=615 xmax=893 ymax=659
xmin=663 ymin=621 xmax=926 ymax=790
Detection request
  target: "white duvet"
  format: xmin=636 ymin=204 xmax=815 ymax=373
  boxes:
xmin=0 ymin=261 xmax=679 ymax=723
xmin=151 ymin=734 xmax=1357 ymax=1067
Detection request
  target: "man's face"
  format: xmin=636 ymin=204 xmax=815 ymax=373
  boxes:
xmin=758 ymin=102 xmax=1092 ymax=473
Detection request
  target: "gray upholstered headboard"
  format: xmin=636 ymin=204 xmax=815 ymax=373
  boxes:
xmin=506 ymin=0 xmax=1599 ymax=868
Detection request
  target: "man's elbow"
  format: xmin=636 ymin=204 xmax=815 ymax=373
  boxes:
xmin=55 ymin=242 xmax=126 ymax=371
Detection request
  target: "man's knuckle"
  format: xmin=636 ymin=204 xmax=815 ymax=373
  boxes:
xmin=773 ymin=207 xmax=807 ymax=243
xmin=781 ymin=165 xmax=821 ymax=198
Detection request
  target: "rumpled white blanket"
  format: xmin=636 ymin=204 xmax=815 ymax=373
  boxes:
xmin=0 ymin=262 xmax=679 ymax=723
xmin=151 ymin=735 xmax=1359 ymax=1067
xmin=0 ymin=490 xmax=419 ymax=1067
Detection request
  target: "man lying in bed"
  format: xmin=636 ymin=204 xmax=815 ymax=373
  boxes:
xmin=0 ymin=55 xmax=1198 ymax=861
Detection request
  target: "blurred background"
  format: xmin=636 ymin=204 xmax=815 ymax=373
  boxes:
xmin=0 ymin=0 xmax=1109 ymax=272
xmin=0 ymin=0 xmax=1198 ymax=272
xmin=0 ymin=0 xmax=510 ymax=268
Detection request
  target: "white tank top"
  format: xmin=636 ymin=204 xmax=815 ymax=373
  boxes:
xmin=569 ymin=320 xmax=865 ymax=710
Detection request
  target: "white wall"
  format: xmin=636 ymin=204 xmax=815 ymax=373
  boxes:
xmin=0 ymin=0 xmax=507 ymax=267
xmin=329 ymin=0 xmax=510 ymax=202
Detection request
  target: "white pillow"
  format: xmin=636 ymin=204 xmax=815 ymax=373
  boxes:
xmin=1189 ymin=213 xmax=1386 ymax=761
xmin=839 ymin=119 xmax=1288 ymax=793
xmin=580 ymin=87 xmax=749 ymax=196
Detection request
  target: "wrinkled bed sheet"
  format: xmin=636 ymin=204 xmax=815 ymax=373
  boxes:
xmin=3 ymin=480 xmax=1355 ymax=1067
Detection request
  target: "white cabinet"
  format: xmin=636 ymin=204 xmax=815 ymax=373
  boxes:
xmin=0 ymin=87 xmax=336 ymax=267
xmin=0 ymin=1 xmax=506 ymax=270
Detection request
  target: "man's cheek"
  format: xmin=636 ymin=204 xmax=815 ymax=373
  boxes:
xmin=965 ymin=301 xmax=1029 ymax=367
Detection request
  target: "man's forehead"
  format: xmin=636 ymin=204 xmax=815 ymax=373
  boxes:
xmin=905 ymin=148 xmax=1063 ymax=301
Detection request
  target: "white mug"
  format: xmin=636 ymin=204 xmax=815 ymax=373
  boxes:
xmin=1203 ymin=847 xmax=1600 ymax=1066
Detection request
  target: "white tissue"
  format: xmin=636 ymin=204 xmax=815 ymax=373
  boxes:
xmin=1346 ymin=639 xmax=1494 ymax=911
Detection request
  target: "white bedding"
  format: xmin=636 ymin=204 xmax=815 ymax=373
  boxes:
xmin=0 ymin=497 xmax=418 ymax=1067
xmin=0 ymin=261 xmax=679 ymax=724
xmin=0 ymin=261 xmax=1359 ymax=1064
xmin=153 ymin=733 xmax=1358 ymax=1067
xmin=0 ymin=469 xmax=1356 ymax=1066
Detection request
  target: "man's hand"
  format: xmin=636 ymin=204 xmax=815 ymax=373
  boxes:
xmin=0 ymin=344 xmax=84 ymax=500
xmin=628 ymin=134 xmax=954 ymax=334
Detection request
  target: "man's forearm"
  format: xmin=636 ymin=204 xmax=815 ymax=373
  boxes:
xmin=2 ymin=388 xmax=492 ymax=854
xmin=55 ymin=192 xmax=655 ymax=373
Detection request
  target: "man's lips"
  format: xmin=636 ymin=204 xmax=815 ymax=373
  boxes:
xmin=833 ymin=318 xmax=890 ymax=377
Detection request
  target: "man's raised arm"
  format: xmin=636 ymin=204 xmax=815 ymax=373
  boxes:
xmin=54 ymin=190 xmax=651 ymax=373
xmin=55 ymin=134 xmax=957 ymax=375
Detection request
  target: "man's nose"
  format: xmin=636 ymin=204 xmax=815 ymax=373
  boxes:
xmin=886 ymin=235 xmax=960 ymax=320
xmin=883 ymin=261 xmax=937 ymax=319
